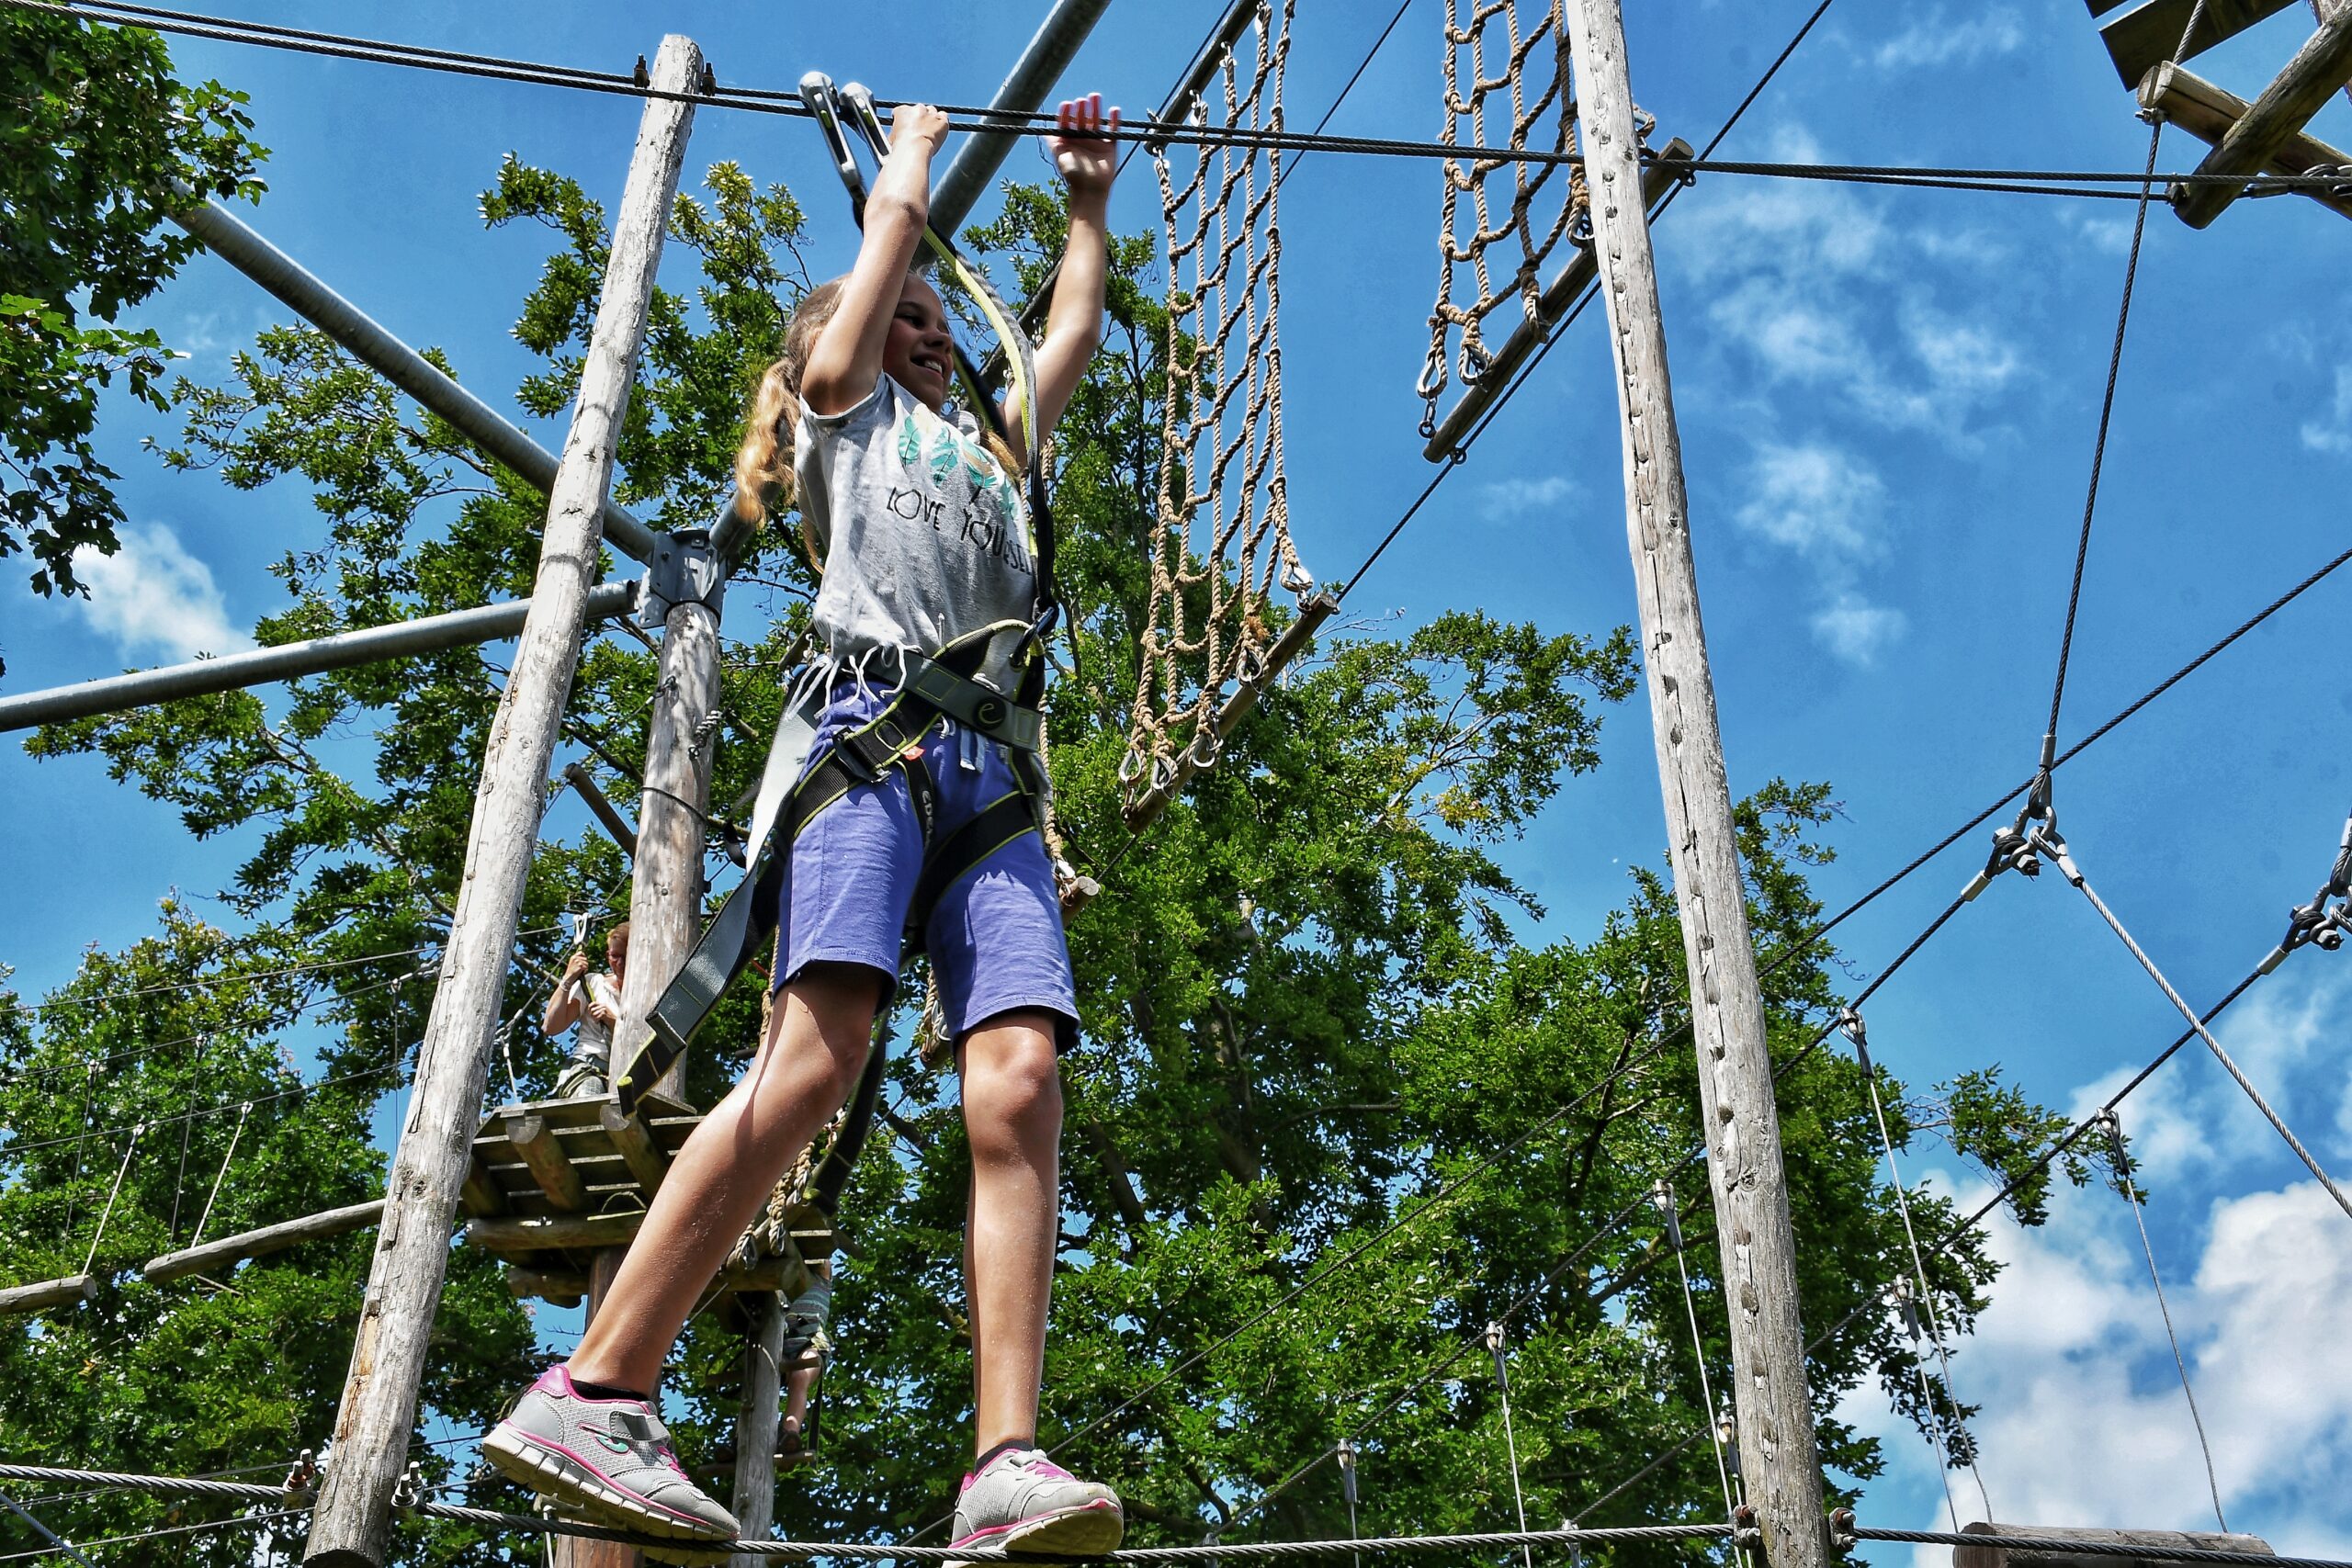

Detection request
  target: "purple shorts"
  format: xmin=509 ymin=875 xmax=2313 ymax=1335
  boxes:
xmin=770 ymin=682 xmax=1078 ymax=1051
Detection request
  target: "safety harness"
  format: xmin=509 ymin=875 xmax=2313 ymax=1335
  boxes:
xmin=616 ymin=78 xmax=1062 ymax=1114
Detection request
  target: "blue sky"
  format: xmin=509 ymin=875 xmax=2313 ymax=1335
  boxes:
xmin=4 ymin=0 xmax=2349 ymax=1553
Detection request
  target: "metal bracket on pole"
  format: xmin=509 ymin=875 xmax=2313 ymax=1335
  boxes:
xmin=637 ymin=527 xmax=724 ymax=629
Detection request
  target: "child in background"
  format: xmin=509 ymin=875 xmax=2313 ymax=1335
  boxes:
xmin=542 ymin=921 xmax=629 ymax=1100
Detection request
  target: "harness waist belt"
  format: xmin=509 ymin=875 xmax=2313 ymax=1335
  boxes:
xmin=901 ymin=654 xmax=1039 ymax=752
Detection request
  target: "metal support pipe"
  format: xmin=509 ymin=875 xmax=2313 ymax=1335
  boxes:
xmin=0 ymin=581 xmax=639 ymax=734
xmin=174 ymin=201 xmax=660 ymax=564
xmin=930 ymin=0 xmax=1116 ymax=233
xmin=988 ymin=0 xmax=1267 ymax=372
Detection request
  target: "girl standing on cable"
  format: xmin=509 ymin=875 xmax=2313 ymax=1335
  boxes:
xmin=486 ymin=94 xmax=1124 ymax=1559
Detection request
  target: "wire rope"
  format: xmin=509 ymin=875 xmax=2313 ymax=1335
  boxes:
xmin=2050 ymin=839 xmax=2352 ymax=1221
xmin=1653 ymin=1179 xmax=1736 ymax=1526
xmin=1837 ymin=1009 xmax=1992 ymax=1525
xmin=1275 ymin=0 xmax=1415 ymax=191
xmin=2099 ymin=1109 xmax=2228 ymax=1533
xmin=21 ymin=0 xmax=2349 ymax=192
xmin=0 ymin=1485 xmax=98 ymax=1568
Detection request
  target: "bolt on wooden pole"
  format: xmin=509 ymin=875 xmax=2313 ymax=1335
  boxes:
xmin=1561 ymin=5 xmax=1832 ymax=1566
xmin=301 ymin=36 xmax=704 ymax=1568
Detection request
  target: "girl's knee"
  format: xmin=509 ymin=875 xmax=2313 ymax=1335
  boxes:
xmin=963 ymin=1020 xmax=1064 ymax=1132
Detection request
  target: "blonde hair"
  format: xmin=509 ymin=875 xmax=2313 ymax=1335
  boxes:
xmin=732 ymin=276 xmax=848 ymax=567
xmin=730 ymin=272 xmax=1023 ymax=569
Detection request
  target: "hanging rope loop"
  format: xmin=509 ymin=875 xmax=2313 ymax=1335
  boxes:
xmin=1126 ymin=0 xmax=1309 ymax=807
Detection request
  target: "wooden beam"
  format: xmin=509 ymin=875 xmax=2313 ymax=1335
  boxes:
xmin=2171 ymin=7 xmax=2352 ymax=225
xmin=729 ymin=1293 xmax=788 ymax=1568
xmin=2144 ymin=61 xmax=2352 ymax=217
xmin=2098 ymin=0 xmax=2297 ymax=85
xmin=562 ymin=762 xmax=639 ymax=856
xmin=504 ymin=1268 xmax=588 ymax=1305
xmin=2141 ymin=61 xmax=2352 ymax=219
xmin=301 ymin=36 xmax=705 ymax=1568
xmin=465 ymin=1209 xmax=645 ymax=1255
xmin=2325 ymin=0 xmax=2352 ymax=105
xmin=599 ymin=1100 xmax=670 ymax=1198
xmin=460 ymin=1156 xmax=509 ymax=1217
xmin=1564 ymin=6 xmax=1832 ymax=1567
xmin=0 ymin=1275 xmax=96 ymax=1315
xmin=505 ymin=1114 xmax=591 ymax=1213
xmin=143 ymin=1199 xmax=386 ymax=1285
xmin=1955 ymin=1523 xmax=2275 ymax=1568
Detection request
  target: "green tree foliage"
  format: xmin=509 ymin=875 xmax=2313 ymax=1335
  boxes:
xmin=0 ymin=12 xmax=264 ymax=615
xmin=3 ymin=153 xmax=2099 ymax=1563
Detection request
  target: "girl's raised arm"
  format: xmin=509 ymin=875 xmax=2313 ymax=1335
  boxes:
xmin=1007 ymin=94 xmax=1119 ymax=457
xmin=800 ymin=102 xmax=951 ymax=417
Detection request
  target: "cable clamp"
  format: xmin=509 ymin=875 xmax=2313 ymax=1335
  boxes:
xmin=1891 ymin=1275 xmax=1922 ymax=1343
xmin=281 ymin=1447 xmax=317 ymax=1498
xmin=2026 ymin=822 xmax=2082 ymax=887
xmin=391 ymin=1460 xmax=424 ymax=1510
xmin=1730 ymin=1502 xmax=1763 ymax=1552
xmin=1648 ymin=1179 xmax=1684 ymax=1250
xmin=1829 ymin=1507 xmax=1859 ymax=1551
xmin=1961 ymin=821 xmax=2041 ymax=901
xmin=1965 ymin=739 xmax=2063 ymax=899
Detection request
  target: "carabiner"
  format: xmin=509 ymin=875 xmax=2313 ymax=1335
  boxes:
xmin=799 ymin=73 xmax=868 ymax=222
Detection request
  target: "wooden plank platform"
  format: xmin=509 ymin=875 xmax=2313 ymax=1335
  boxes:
xmin=2141 ymin=60 xmax=2352 ymax=221
xmin=458 ymin=1089 xmax=815 ymax=1306
xmin=2096 ymin=0 xmax=2298 ymax=85
xmin=460 ymin=1089 xmax=701 ymax=1223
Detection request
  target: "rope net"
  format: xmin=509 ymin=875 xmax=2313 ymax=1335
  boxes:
xmin=1125 ymin=0 xmax=1311 ymax=807
xmin=1417 ymin=0 xmax=1590 ymax=428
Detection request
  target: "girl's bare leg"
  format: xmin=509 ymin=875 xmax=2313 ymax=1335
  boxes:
xmin=957 ymin=1011 xmax=1064 ymax=1454
xmin=570 ymin=964 xmax=882 ymax=1393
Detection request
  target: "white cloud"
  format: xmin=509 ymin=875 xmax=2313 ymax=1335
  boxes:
xmin=1849 ymin=1175 xmax=2352 ymax=1561
xmin=1678 ymin=130 xmax=2020 ymax=448
xmin=2067 ymin=966 xmax=2352 ymax=1190
xmin=1733 ymin=442 xmax=1906 ymax=666
xmin=74 ymin=522 xmax=249 ymax=664
xmin=2301 ymin=366 xmax=2352 ymax=455
xmin=1736 ymin=442 xmax=1886 ymax=560
xmin=1851 ymin=968 xmax=2352 ymax=1558
xmin=1873 ymin=8 xmax=2025 ymax=70
xmin=1476 ymin=475 xmax=1576 ymax=522
xmin=1811 ymin=593 xmax=1908 ymax=666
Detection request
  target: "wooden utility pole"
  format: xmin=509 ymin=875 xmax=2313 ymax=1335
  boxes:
xmin=1561 ymin=6 xmax=1832 ymax=1566
xmin=302 ymin=36 xmax=702 ymax=1568
xmin=729 ymin=1296 xmax=790 ymax=1568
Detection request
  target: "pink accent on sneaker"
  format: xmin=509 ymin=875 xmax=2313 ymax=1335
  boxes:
xmin=541 ymin=1366 xmax=642 ymax=1404
xmin=531 ymin=1368 xmax=692 ymax=1479
xmin=948 ymin=1500 xmax=1118 ymax=1551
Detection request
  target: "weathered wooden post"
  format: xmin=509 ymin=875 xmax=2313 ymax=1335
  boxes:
xmin=729 ymin=1296 xmax=790 ymax=1568
xmin=301 ymin=35 xmax=703 ymax=1568
xmin=1561 ymin=4 xmax=1832 ymax=1566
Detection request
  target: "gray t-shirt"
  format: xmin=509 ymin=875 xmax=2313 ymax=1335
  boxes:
xmin=796 ymin=373 xmax=1036 ymax=695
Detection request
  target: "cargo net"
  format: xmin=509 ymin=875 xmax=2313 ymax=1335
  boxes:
xmin=1125 ymin=0 xmax=1312 ymax=807
xmin=1417 ymin=0 xmax=1589 ymax=436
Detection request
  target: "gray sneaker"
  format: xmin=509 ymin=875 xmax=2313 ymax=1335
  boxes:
xmin=950 ymin=1447 xmax=1124 ymax=1557
xmin=482 ymin=1367 xmax=739 ymax=1542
